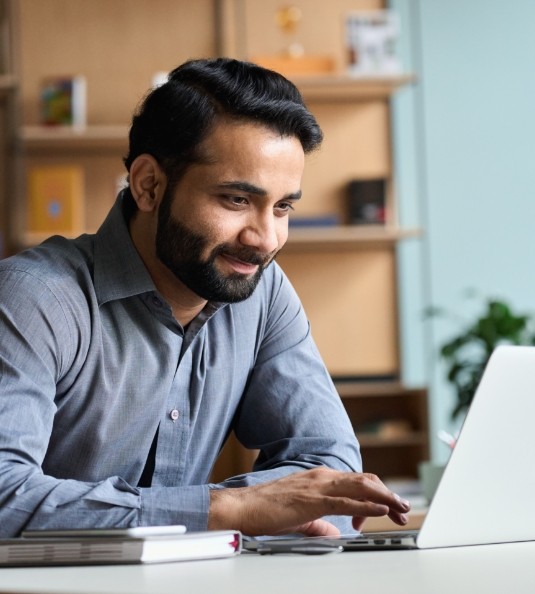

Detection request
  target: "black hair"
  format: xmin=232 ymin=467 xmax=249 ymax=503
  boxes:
xmin=122 ymin=57 xmax=323 ymax=215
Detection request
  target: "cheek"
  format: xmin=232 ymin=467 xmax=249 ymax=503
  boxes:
xmin=276 ymin=221 xmax=289 ymax=248
xmin=194 ymin=212 xmax=238 ymax=256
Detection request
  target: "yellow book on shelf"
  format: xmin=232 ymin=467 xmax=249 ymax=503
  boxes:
xmin=27 ymin=165 xmax=84 ymax=234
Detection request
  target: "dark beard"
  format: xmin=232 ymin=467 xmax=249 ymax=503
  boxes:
xmin=155 ymin=191 xmax=276 ymax=303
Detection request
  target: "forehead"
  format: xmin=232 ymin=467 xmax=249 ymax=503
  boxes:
xmin=186 ymin=119 xmax=305 ymax=188
xmin=200 ymin=119 xmax=302 ymax=161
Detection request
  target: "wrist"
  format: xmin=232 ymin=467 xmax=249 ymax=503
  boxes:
xmin=208 ymin=487 xmax=244 ymax=531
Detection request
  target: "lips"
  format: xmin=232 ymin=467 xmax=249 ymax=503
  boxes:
xmin=219 ymin=253 xmax=260 ymax=275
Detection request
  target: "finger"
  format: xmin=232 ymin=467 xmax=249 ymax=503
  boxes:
xmin=352 ymin=516 xmax=366 ymax=532
xmin=353 ymin=509 xmax=408 ymax=532
xmin=357 ymin=476 xmax=412 ymax=515
xmin=392 ymin=493 xmax=411 ymax=512
xmin=388 ymin=509 xmax=409 ymax=526
xmin=298 ymin=519 xmax=340 ymax=537
xmin=362 ymin=476 xmax=412 ymax=513
xmin=324 ymin=472 xmax=410 ymax=513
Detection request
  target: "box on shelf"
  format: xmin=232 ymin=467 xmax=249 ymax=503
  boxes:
xmin=40 ymin=75 xmax=87 ymax=127
xmin=347 ymin=178 xmax=387 ymax=225
xmin=27 ymin=165 xmax=85 ymax=235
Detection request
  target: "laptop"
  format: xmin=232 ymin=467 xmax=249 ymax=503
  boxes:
xmin=245 ymin=345 xmax=535 ymax=552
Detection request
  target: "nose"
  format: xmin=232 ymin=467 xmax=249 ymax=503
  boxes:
xmin=239 ymin=212 xmax=283 ymax=254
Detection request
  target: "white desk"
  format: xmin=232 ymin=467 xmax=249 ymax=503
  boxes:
xmin=1 ymin=542 xmax=535 ymax=594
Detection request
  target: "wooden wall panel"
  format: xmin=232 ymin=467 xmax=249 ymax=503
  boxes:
xmin=277 ymin=248 xmax=398 ymax=377
xmin=18 ymin=0 xmax=216 ymax=125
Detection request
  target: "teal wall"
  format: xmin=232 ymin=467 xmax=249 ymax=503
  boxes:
xmin=390 ymin=0 xmax=535 ymax=460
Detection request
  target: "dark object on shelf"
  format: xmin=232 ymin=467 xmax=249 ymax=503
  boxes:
xmin=289 ymin=214 xmax=340 ymax=227
xmin=348 ymin=178 xmax=386 ymax=225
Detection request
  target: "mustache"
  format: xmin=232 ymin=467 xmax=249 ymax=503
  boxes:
xmin=212 ymin=244 xmax=277 ymax=267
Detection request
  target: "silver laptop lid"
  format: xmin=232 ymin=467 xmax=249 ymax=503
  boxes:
xmin=417 ymin=345 xmax=535 ymax=548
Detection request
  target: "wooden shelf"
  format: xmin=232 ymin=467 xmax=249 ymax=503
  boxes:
xmin=335 ymin=381 xmax=424 ymax=398
xmin=358 ymin=431 xmax=428 ymax=448
xmin=285 ymin=226 xmax=421 ymax=251
xmin=291 ymin=73 xmax=415 ymax=102
xmin=18 ymin=226 xmax=422 ymax=253
xmin=19 ymin=125 xmax=129 ymax=152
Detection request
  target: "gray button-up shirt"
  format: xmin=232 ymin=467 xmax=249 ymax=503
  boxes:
xmin=0 ymin=195 xmax=361 ymax=537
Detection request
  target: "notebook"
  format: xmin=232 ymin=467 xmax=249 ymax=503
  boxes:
xmin=0 ymin=528 xmax=242 ymax=566
xmin=245 ymin=345 xmax=535 ymax=552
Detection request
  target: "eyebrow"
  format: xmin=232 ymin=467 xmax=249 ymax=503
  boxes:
xmin=218 ymin=181 xmax=302 ymax=202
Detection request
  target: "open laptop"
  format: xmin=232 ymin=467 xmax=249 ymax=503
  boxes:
xmin=245 ymin=345 xmax=535 ymax=551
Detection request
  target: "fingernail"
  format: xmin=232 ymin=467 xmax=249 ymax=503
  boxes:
xmin=394 ymin=493 xmax=411 ymax=510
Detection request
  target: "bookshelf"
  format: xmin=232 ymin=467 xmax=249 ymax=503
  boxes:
xmin=336 ymin=382 xmax=428 ymax=478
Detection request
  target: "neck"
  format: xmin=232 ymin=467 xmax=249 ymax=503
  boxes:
xmin=129 ymin=214 xmax=208 ymax=327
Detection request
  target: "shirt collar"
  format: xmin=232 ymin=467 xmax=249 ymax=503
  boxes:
xmin=94 ymin=191 xmax=156 ymax=306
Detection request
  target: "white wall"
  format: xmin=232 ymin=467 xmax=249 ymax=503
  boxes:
xmin=390 ymin=0 xmax=535 ymax=460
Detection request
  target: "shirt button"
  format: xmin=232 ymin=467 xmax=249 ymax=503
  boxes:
xmin=169 ymin=409 xmax=180 ymax=422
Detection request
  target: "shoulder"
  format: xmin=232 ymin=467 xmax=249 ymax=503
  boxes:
xmin=224 ymin=261 xmax=307 ymax=343
xmin=0 ymin=235 xmax=95 ymax=309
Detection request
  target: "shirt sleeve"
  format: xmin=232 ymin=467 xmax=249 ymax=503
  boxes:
xmin=0 ymin=267 xmax=210 ymax=536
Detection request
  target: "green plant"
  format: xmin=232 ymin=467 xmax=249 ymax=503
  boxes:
xmin=427 ymin=297 xmax=535 ymax=420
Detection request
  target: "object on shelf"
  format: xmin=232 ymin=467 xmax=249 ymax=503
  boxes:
xmin=355 ymin=418 xmax=413 ymax=440
xmin=347 ymin=178 xmax=387 ymax=225
xmin=288 ymin=214 xmax=340 ymax=228
xmin=346 ymin=9 xmax=401 ymax=75
xmin=251 ymin=4 xmax=335 ymax=76
xmin=40 ymin=75 xmax=86 ymax=127
xmin=27 ymin=165 xmax=85 ymax=235
xmin=151 ymin=71 xmax=168 ymax=88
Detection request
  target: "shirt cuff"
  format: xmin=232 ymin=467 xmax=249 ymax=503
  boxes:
xmin=139 ymin=484 xmax=210 ymax=531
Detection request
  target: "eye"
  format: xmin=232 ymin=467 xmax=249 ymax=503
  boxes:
xmin=275 ymin=201 xmax=296 ymax=215
xmin=221 ymin=195 xmax=249 ymax=208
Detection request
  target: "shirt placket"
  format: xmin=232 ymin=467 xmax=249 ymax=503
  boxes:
xmin=152 ymin=346 xmax=193 ymax=486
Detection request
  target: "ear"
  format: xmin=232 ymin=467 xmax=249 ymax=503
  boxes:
xmin=129 ymin=154 xmax=166 ymax=212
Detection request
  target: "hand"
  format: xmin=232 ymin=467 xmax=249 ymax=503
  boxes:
xmin=208 ymin=467 xmax=410 ymax=536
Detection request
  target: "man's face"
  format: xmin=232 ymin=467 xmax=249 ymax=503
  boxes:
xmin=155 ymin=120 xmax=305 ymax=303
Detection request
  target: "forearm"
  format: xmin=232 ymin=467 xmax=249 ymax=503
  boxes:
xmin=0 ymin=468 xmax=211 ymax=537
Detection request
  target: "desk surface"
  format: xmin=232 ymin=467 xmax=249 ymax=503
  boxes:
xmin=1 ymin=542 xmax=535 ymax=594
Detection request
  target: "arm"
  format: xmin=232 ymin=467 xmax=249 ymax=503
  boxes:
xmin=0 ymin=265 xmax=210 ymax=536
xmin=207 ymin=265 xmax=409 ymax=535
